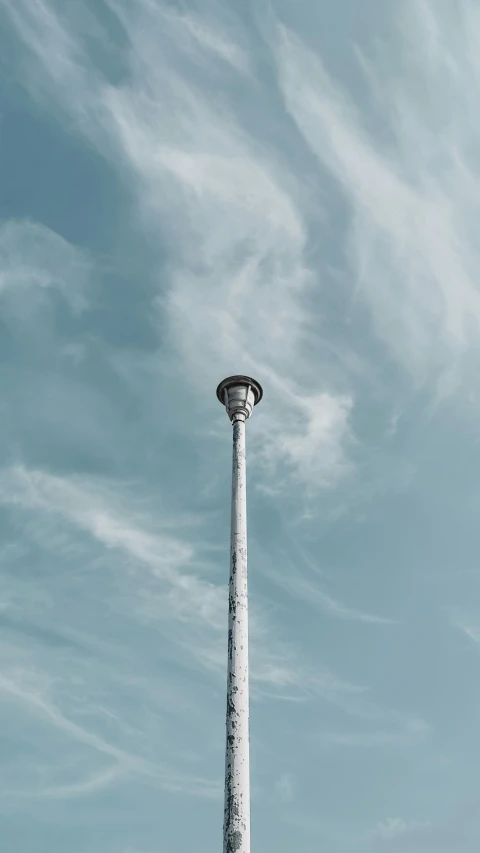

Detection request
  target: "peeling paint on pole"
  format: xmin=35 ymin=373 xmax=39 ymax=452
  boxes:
xmin=225 ymin=415 xmax=249 ymax=853
xmin=216 ymin=376 xmax=263 ymax=853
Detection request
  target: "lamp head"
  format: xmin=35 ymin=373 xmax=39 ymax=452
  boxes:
xmin=216 ymin=375 xmax=263 ymax=423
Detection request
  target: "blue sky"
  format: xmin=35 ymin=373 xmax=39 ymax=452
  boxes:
xmin=1 ymin=0 xmax=480 ymax=850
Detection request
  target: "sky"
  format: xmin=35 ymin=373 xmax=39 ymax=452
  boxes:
xmin=1 ymin=0 xmax=480 ymax=851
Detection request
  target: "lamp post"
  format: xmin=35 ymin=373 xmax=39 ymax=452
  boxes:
xmin=216 ymin=375 xmax=263 ymax=853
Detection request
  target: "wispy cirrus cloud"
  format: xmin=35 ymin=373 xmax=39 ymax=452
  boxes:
xmin=0 ymin=667 xmax=221 ymax=802
xmin=372 ymin=816 xmax=431 ymax=840
xmin=0 ymin=0 xmax=354 ymax=493
xmin=0 ymin=464 xmax=363 ymax=707
xmin=27 ymin=765 xmax=125 ymax=801
xmin=273 ymin=3 xmax=480 ymax=397
xmin=449 ymin=611 xmax=480 ymax=647
xmin=0 ymin=457 xmax=428 ymax=823
xmin=264 ymin=556 xmax=396 ymax=625
xmin=0 ymin=462 xmax=427 ymax=751
xmin=0 ymin=220 xmax=89 ymax=309
xmin=158 ymin=5 xmax=251 ymax=73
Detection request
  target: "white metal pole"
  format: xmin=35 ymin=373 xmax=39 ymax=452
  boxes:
xmin=224 ymin=413 xmax=250 ymax=853
xmin=216 ymin=376 xmax=263 ymax=853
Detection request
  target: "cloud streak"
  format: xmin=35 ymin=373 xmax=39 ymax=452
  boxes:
xmin=264 ymin=558 xmax=396 ymax=625
xmin=0 ymin=668 xmax=220 ymax=801
xmin=450 ymin=611 xmax=480 ymax=647
xmin=273 ymin=5 xmax=480 ymax=396
xmin=0 ymin=462 xmax=427 ymax=756
xmin=0 ymin=0 xmax=354 ymax=493
xmin=0 ymin=220 xmax=89 ymax=309
xmin=372 ymin=816 xmax=430 ymax=840
xmin=0 ymin=465 xmax=365 ymax=708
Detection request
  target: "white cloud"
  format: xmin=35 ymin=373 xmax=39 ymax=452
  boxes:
xmin=0 ymin=0 xmax=353 ymax=493
xmin=0 ymin=463 xmax=428 ymax=739
xmin=0 ymin=464 xmax=221 ymax=628
xmin=372 ymin=816 xmax=430 ymax=840
xmin=0 ymin=669 xmax=147 ymax=768
xmin=0 ymin=220 xmax=89 ymax=311
xmin=273 ymin=5 xmax=480 ymax=393
xmin=460 ymin=624 xmax=480 ymax=644
xmin=0 ymin=465 xmax=364 ymax=707
xmin=35 ymin=765 xmax=125 ymax=799
xmin=0 ymin=664 xmax=222 ymax=802
xmin=264 ymin=557 xmax=395 ymax=625
xmin=450 ymin=611 xmax=480 ymax=646
xmin=254 ymin=387 xmax=353 ymax=492
xmin=157 ymin=5 xmax=251 ymax=73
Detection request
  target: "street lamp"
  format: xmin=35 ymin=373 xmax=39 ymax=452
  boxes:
xmin=216 ymin=375 xmax=263 ymax=853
